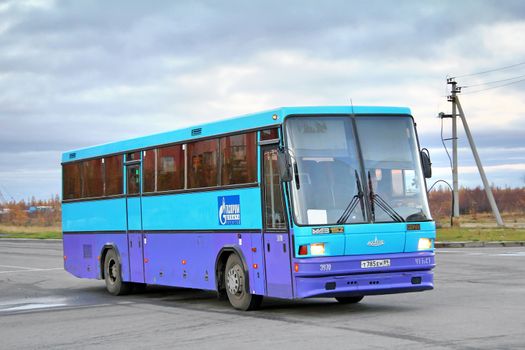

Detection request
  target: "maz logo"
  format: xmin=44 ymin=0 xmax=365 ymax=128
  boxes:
xmin=367 ymin=236 xmax=385 ymax=247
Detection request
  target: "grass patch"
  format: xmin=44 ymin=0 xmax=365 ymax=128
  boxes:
xmin=437 ymin=227 xmax=525 ymax=242
xmin=0 ymin=225 xmax=61 ymax=239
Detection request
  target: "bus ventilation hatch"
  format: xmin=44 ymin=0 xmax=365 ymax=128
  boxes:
xmin=83 ymin=244 xmax=92 ymax=259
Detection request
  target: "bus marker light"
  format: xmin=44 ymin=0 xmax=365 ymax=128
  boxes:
xmin=144 ymin=258 xmax=149 ymax=263
xmin=310 ymin=243 xmax=325 ymax=256
xmin=294 ymin=263 xmax=299 ymax=272
xmin=251 ymin=247 xmax=257 ymax=252
xmin=97 ymin=256 xmax=100 ymax=261
xmin=272 ymin=114 xmax=278 ymax=120
xmin=63 ymin=255 xmax=67 ymax=260
xmin=182 ymin=259 xmax=187 ymax=265
xmin=298 ymin=245 xmax=308 ymax=255
xmin=253 ymin=263 xmax=258 ymax=269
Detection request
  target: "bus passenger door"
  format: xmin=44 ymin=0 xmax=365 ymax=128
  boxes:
xmin=262 ymin=146 xmax=293 ymax=299
xmin=125 ymin=159 xmax=145 ymax=283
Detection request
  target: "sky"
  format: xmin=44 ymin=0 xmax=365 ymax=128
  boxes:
xmin=1 ymin=0 xmax=525 ymax=201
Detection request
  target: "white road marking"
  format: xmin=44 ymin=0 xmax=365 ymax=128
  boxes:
xmin=0 ymin=264 xmax=41 ymax=270
xmin=439 ymin=250 xmax=525 ymax=257
xmin=0 ymin=267 xmax=63 ymax=274
xmin=3 ymin=303 xmax=67 ymax=312
xmin=494 ymin=252 xmax=525 ymax=257
xmin=0 ymin=297 xmax=69 ymax=313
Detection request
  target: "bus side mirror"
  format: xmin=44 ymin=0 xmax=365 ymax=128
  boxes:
xmin=420 ymin=148 xmax=432 ymax=178
xmin=277 ymin=148 xmax=293 ymax=182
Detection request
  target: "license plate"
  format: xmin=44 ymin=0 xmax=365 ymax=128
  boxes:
xmin=360 ymin=259 xmax=391 ymax=268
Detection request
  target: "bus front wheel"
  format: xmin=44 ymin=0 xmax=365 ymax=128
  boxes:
xmin=104 ymin=249 xmax=131 ymax=295
xmin=224 ymin=254 xmax=262 ymax=311
xmin=335 ymin=296 xmax=364 ymax=304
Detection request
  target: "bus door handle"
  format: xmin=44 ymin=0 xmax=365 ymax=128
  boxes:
xmin=283 ymin=243 xmax=286 ymax=253
xmin=267 ymin=243 xmax=271 ymax=252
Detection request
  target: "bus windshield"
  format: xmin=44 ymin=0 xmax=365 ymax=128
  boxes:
xmin=285 ymin=115 xmax=431 ymax=225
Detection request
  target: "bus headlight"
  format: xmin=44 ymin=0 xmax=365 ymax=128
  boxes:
xmin=310 ymin=243 xmax=325 ymax=255
xmin=418 ymin=238 xmax=432 ymax=250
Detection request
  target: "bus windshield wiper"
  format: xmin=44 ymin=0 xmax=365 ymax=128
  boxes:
xmin=337 ymin=170 xmax=365 ymax=224
xmin=367 ymin=171 xmax=405 ymax=223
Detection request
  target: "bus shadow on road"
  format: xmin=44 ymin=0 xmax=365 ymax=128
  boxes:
xmin=96 ymin=285 xmax=421 ymax=316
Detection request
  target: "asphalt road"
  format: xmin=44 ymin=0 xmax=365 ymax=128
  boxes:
xmin=0 ymin=240 xmax=524 ymax=349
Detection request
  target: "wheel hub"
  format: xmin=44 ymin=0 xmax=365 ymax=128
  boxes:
xmin=108 ymin=259 xmax=117 ymax=284
xmin=227 ymin=265 xmax=243 ymax=295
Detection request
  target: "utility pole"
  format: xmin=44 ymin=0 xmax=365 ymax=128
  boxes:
xmin=448 ymin=79 xmax=460 ymax=225
xmin=445 ymin=78 xmax=505 ymax=227
xmin=0 ymin=189 xmax=6 ymax=206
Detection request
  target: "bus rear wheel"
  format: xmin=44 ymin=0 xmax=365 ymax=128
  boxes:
xmin=104 ymin=249 xmax=131 ymax=295
xmin=335 ymin=296 xmax=364 ymax=304
xmin=224 ymin=254 xmax=262 ymax=311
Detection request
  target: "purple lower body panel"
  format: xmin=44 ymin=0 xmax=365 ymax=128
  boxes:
xmin=292 ymin=251 xmax=435 ymax=299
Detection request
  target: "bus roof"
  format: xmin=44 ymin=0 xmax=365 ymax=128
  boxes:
xmin=62 ymin=105 xmax=411 ymax=163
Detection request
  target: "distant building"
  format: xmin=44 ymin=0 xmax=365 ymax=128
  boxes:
xmin=27 ymin=206 xmax=54 ymax=214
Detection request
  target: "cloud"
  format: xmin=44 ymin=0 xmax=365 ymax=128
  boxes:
xmin=1 ymin=0 xmax=525 ymax=199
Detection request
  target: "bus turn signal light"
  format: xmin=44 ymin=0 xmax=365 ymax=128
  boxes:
xmin=294 ymin=263 xmax=299 ymax=272
xmin=298 ymin=245 xmax=308 ymax=255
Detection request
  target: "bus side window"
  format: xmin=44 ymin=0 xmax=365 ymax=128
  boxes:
xmin=105 ymin=155 xmax=123 ymax=196
xmin=63 ymin=163 xmax=82 ymax=200
xmin=263 ymin=148 xmax=287 ymax=230
xmin=261 ymin=128 xmax=279 ymax=141
xmin=127 ymin=165 xmax=140 ymax=195
xmin=187 ymin=139 xmax=219 ymax=189
xmin=82 ymin=158 xmax=104 ymax=198
xmin=220 ymin=132 xmax=257 ymax=185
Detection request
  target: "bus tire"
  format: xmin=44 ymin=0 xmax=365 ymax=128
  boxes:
xmin=335 ymin=296 xmax=364 ymax=304
xmin=104 ymin=249 xmax=131 ymax=295
xmin=224 ymin=254 xmax=262 ymax=311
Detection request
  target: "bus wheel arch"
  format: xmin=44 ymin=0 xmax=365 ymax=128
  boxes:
xmin=215 ymin=246 xmax=262 ymax=311
xmin=100 ymin=245 xmax=131 ymax=295
xmin=99 ymin=244 xmax=120 ymax=280
xmin=215 ymin=247 xmax=248 ymax=296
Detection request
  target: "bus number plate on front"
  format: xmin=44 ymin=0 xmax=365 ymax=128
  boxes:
xmin=360 ymin=259 xmax=391 ymax=268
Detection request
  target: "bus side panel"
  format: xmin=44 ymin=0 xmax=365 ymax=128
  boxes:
xmin=141 ymin=188 xmax=262 ymax=231
xmin=140 ymin=187 xmax=266 ymax=294
xmin=63 ymin=199 xmax=130 ymax=280
xmin=63 ymin=233 xmax=131 ymax=281
xmin=63 ymin=233 xmax=98 ymax=279
xmin=142 ymin=232 xmax=266 ymax=295
xmin=249 ymin=233 xmax=266 ymax=296
xmin=62 ymin=198 xmax=127 ymax=233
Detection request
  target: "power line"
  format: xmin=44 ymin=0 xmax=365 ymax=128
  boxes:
xmin=462 ymin=73 xmax=525 ymax=88
xmin=462 ymin=77 xmax=525 ymax=94
xmin=452 ymin=60 xmax=525 ymax=79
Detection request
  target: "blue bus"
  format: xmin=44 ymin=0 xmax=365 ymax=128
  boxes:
xmin=62 ymin=106 xmax=435 ymax=310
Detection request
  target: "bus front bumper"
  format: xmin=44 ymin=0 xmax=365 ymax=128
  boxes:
xmin=295 ymin=270 xmax=433 ymax=298
xmin=292 ymin=251 xmax=435 ymax=298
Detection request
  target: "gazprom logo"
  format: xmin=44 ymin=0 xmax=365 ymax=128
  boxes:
xmin=218 ymin=195 xmax=241 ymax=225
